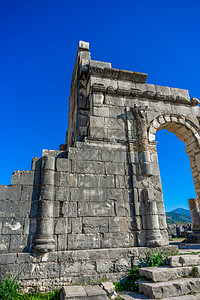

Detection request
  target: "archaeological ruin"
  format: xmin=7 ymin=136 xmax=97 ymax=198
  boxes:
xmin=1 ymin=40 xmax=200 ymax=289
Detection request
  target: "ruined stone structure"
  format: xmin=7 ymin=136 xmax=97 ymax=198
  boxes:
xmin=0 ymin=41 xmax=199 ymax=289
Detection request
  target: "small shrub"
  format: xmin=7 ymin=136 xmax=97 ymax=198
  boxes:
xmin=141 ymin=249 xmax=166 ymax=267
xmin=191 ymin=267 xmax=200 ymax=278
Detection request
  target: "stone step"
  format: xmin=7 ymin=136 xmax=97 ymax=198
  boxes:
xmin=60 ymin=285 xmax=108 ymax=299
xmin=139 ymin=277 xmax=200 ymax=299
xmin=168 ymin=254 xmax=200 ymax=267
xmin=120 ymin=292 xmax=199 ymax=299
xmin=139 ymin=265 xmax=199 ymax=282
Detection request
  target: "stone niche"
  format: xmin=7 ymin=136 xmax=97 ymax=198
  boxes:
xmin=0 ymin=40 xmax=199 ymax=289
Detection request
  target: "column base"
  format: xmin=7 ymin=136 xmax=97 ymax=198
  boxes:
xmin=146 ymin=230 xmax=168 ymax=247
xmin=32 ymin=238 xmax=55 ymax=253
xmin=187 ymin=232 xmax=200 ymax=243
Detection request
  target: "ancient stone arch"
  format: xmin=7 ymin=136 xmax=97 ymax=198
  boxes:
xmin=149 ymin=114 xmax=200 ymax=199
xmin=0 ymin=40 xmax=200 ymax=288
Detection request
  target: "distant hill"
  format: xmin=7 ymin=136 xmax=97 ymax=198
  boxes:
xmin=166 ymin=208 xmax=191 ymax=225
xmin=169 ymin=208 xmax=190 ymax=217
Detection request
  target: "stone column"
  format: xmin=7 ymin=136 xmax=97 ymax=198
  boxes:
xmin=130 ymin=105 xmax=152 ymax=176
xmin=142 ymin=189 xmax=163 ymax=247
xmin=32 ymin=156 xmax=55 ymax=253
xmin=188 ymin=198 xmax=200 ymax=232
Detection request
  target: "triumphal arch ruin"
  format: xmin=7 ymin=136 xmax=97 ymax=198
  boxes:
xmin=0 ymin=41 xmax=200 ymax=288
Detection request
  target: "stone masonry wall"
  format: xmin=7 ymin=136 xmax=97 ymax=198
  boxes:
xmin=0 ymin=40 xmax=199 ymax=289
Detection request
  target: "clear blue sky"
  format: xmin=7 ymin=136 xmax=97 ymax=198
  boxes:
xmin=0 ymin=0 xmax=199 ymax=211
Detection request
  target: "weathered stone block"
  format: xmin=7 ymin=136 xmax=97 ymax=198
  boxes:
xmin=109 ymin=107 xmax=124 ymax=118
xmin=101 ymin=175 xmax=115 ymax=188
xmin=169 ymin=255 xmax=200 ymax=267
xmin=21 ymin=185 xmax=40 ymax=201
xmin=70 ymin=188 xmax=105 ymax=202
xmin=101 ymin=150 xmax=127 ymax=163
xmin=53 ymin=200 xmax=60 ymax=218
xmin=116 ymin=202 xmax=134 ymax=217
xmin=0 ymin=253 xmax=17 ymax=264
xmin=78 ymin=174 xmax=114 ymax=188
xmin=71 ymin=217 xmax=82 ymax=233
xmin=60 ymin=262 xmax=81 ymax=277
xmin=31 ymin=157 xmax=41 ymax=171
xmin=55 ymin=218 xmax=68 ymax=234
xmin=40 ymin=185 xmax=54 ymax=200
xmin=106 ymin=188 xmax=124 ymax=202
xmin=56 ymin=158 xmax=70 ymax=172
xmin=84 ymin=285 xmax=108 ymax=299
xmin=105 ymin=162 xmax=125 ymax=175
xmin=12 ymin=171 xmax=40 ymax=186
xmin=101 ymin=233 xmax=130 ymax=248
xmin=78 ymin=113 xmax=88 ymax=127
xmin=57 ymin=234 xmax=67 ymax=251
xmin=0 ymin=201 xmax=19 ymax=218
xmin=90 ymin=116 xmax=104 ymax=128
xmin=70 ymin=250 xmax=90 ymax=261
xmin=24 ymin=217 xmax=37 ymax=234
xmin=78 ymin=201 xmax=115 ymax=217
xmin=115 ymin=175 xmax=132 ymax=188
xmin=0 ymin=235 xmax=10 ymax=253
xmin=72 ymin=160 xmax=104 ymax=174
xmin=68 ymin=234 xmax=100 ymax=250
xmin=68 ymin=147 xmax=102 ymax=161
xmin=17 ymin=252 xmax=57 ymax=263
xmin=96 ymin=260 xmax=114 ymax=273
xmin=60 ymin=285 xmax=86 ymax=299
xmin=62 ymin=202 xmax=77 ymax=218
xmin=105 ymin=94 xmax=124 ymax=106
xmin=115 ymin=258 xmax=130 ymax=272
xmin=90 ymin=59 xmax=111 ymax=68
xmin=93 ymin=106 xmax=109 ymax=117
xmin=107 ymin=129 xmax=126 ymax=140
xmin=108 ymin=217 xmax=121 ymax=232
xmin=55 ymin=186 xmax=69 ymax=201
xmin=83 ymin=217 xmax=108 ymax=233
xmin=139 ymin=277 xmax=200 ymax=299
xmin=109 ymin=217 xmax=134 ymax=233
xmin=2 ymin=219 xmax=23 ymax=234
xmin=0 ymin=185 xmax=21 ymax=201
xmin=59 ymin=172 xmax=77 ymax=187
xmin=89 ymin=127 xmax=107 ymax=139
xmin=104 ymin=117 xmax=125 ymax=130
xmin=10 ymin=235 xmax=27 ymax=252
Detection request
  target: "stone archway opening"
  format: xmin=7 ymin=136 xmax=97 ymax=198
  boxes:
xmin=148 ymin=114 xmax=200 ymax=235
xmin=156 ymin=128 xmax=196 ymax=213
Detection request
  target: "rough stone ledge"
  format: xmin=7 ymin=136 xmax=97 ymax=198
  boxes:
xmin=168 ymin=254 xmax=200 ymax=267
xmin=139 ymin=278 xmax=200 ymax=299
xmin=139 ymin=265 xmax=195 ymax=282
xmin=60 ymin=285 xmax=108 ymax=300
xmin=91 ymin=83 xmax=199 ymax=106
xmin=89 ymin=66 xmax=147 ymax=83
xmin=0 ymin=246 xmax=178 ymax=265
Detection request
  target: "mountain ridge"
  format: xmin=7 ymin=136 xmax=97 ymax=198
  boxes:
xmin=167 ymin=207 xmax=190 ymax=217
xmin=166 ymin=207 xmax=191 ymax=225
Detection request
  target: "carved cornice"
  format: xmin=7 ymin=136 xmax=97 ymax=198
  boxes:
xmin=91 ymin=84 xmax=200 ymax=106
xmin=89 ymin=66 xmax=147 ymax=83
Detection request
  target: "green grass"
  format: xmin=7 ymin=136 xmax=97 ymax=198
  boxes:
xmin=0 ymin=275 xmax=60 ymax=300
